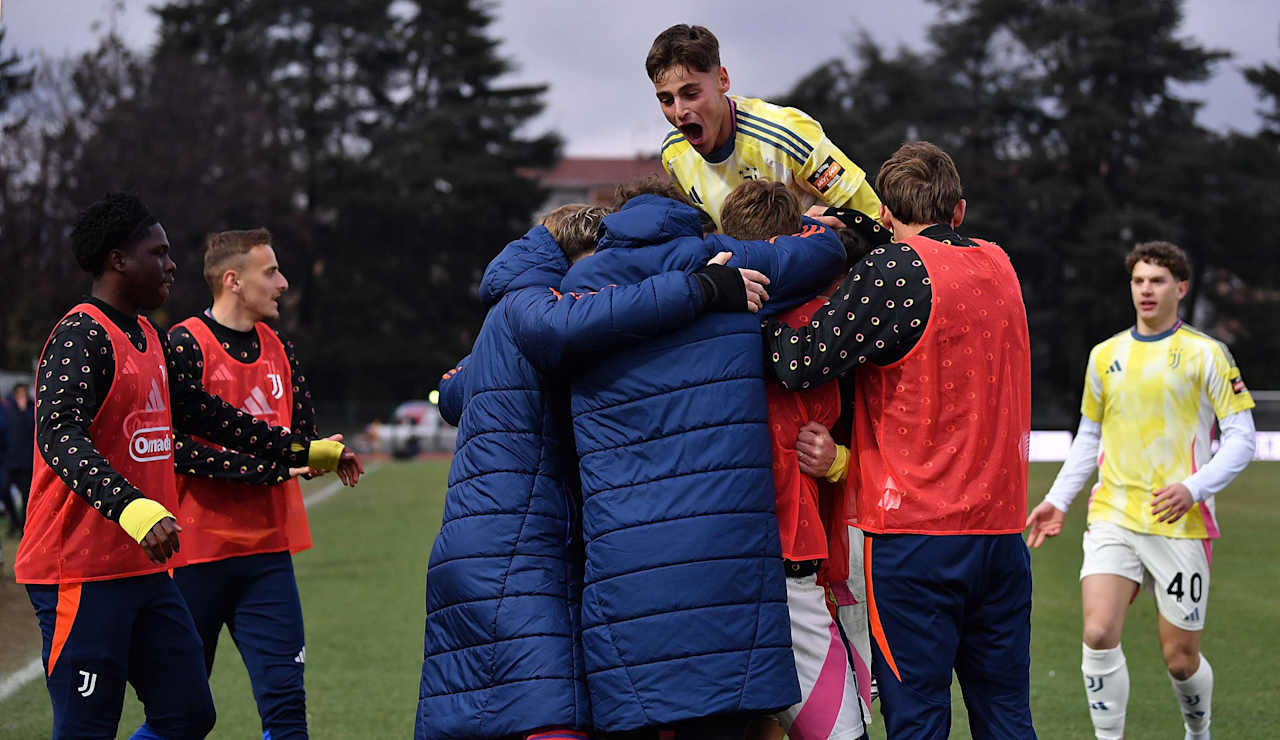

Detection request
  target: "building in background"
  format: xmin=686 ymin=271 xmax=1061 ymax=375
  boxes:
xmin=524 ymin=157 xmax=665 ymax=221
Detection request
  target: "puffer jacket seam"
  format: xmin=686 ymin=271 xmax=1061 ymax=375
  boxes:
xmin=576 ymin=419 xmax=765 ymax=458
xmin=476 ymin=342 xmax=544 ymax=730
xmin=448 ymin=467 xmax=538 ymax=488
xmin=573 ymin=370 xmax=761 ymax=416
xmin=427 ymin=591 xmax=567 ymax=614
xmin=585 ymin=463 xmax=770 ymax=495
xmin=439 ymin=510 xmax=562 ymax=526
xmin=587 ymin=575 xmax=650 ymax=727
xmin=585 ymin=643 xmax=794 ymax=674
xmin=588 ymin=509 xmax=776 ymax=541
xmin=586 ymin=550 xmax=783 ymax=583
xmin=580 ymin=596 xmax=787 ymax=631
xmin=426 ymin=630 xmax=574 ymax=657
xmin=739 ymin=554 xmax=765 ymax=712
xmin=421 ymin=674 xmax=580 ymax=699
xmin=430 ymin=551 xmax=572 ymax=567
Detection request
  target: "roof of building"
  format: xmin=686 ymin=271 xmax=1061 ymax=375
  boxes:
xmin=523 ymin=157 xmax=664 ymax=187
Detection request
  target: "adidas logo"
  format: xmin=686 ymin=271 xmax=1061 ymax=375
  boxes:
xmin=242 ymin=386 xmax=275 ymax=418
xmin=210 ymin=365 xmax=235 ymax=383
xmin=144 ymin=379 xmax=167 ymax=413
xmin=294 ymin=646 xmax=306 ymax=664
xmin=1105 ymin=360 xmax=1123 ymax=374
xmin=1184 ymin=607 xmax=1200 ymax=622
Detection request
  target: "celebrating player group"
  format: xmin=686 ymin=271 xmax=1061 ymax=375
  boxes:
xmin=18 ymin=20 xmax=1254 ymax=740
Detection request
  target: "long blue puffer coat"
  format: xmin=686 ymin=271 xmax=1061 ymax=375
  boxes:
xmin=559 ymin=195 xmax=846 ymax=731
xmin=415 ymin=224 xmax=708 ymax=739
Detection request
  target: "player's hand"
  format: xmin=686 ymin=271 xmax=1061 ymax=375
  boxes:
xmin=708 ymin=251 xmax=770 ymax=313
xmin=139 ymin=517 xmax=182 ymax=564
xmin=1151 ymin=483 xmax=1194 ymax=523
xmin=1024 ymin=500 xmax=1066 ymax=548
xmin=795 ymin=421 xmax=837 ymax=478
xmin=337 ymin=447 xmax=364 ymax=486
xmin=805 ymin=205 xmax=846 ymax=229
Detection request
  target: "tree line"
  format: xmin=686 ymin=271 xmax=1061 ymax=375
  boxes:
xmin=1 ymin=0 xmax=1277 ymax=425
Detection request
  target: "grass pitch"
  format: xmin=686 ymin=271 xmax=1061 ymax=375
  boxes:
xmin=1 ymin=461 xmax=1277 ymax=738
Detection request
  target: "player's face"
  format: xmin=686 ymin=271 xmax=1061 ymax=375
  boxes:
xmin=1130 ymin=260 xmax=1187 ymax=329
xmin=121 ymin=223 xmax=176 ymax=311
xmin=653 ymin=64 xmax=732 ymax=155
xmin=236 ymin=244 xmax=289 ymax=322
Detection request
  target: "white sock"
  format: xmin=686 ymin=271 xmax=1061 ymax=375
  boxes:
xmin=1170 ymin=654 xmax=1212 ymax=738
xmin=1082 ymin=643 xmax=1129 ymax=739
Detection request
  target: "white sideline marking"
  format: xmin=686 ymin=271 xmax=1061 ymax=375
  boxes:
xmin=0 ymin=657 xmax=43 ymax=702
xmin=302 ymin=462 xmax=380 ymax=508
xmin=0 ymin=462 xmax=383 ymax=702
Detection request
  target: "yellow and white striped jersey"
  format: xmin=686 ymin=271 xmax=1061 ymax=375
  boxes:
xmin=1082 ymin=322 xmax=1254 ymax=538
xmin=660 ymin=95 xmax=881 ymax=229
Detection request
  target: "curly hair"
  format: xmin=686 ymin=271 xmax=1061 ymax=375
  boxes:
xmin=1125 ymin=241 xmax=1191 ymax=281
xmin=69 ymin=193 xmax=158 ymax=276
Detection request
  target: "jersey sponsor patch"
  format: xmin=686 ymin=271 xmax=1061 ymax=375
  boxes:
xmin=1231 ymin=376 xmax=1246 ymax=394
xmin=807 ymin=155 xmax=844 ymax=193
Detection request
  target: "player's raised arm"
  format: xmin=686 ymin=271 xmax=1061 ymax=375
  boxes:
xmin=162 ymin=329 xmax=362 ymax=485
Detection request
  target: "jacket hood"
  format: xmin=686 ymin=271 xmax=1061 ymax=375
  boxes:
xmin=479 ymin=225 xmax=570 ymax=305
xmin=597 ymin=194 xmax=703 ymax=252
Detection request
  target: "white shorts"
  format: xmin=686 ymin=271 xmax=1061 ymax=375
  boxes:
xmin=774 ymin=572 xmax=867 ymax=740
xmin=833 ymin=527 xmax=873 ymax=711
xmin=1080 ymin=521 xmax=1212 ymax=630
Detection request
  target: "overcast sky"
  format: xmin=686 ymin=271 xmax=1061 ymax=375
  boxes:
xmin=4 ymin=0 xmax=1277 ymax=156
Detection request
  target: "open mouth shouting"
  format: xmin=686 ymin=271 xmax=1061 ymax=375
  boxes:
xmin=680 ymin=122 xmax=706 ymax=149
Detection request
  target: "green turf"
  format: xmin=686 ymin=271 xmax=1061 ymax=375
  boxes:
xmin=2 ymin=461 xmax=1277 ymax=738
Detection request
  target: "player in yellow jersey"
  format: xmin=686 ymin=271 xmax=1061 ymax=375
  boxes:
xmin=646 ymin=24 xmax=882 ymax=230
xmin=1026 ymin=242 xmax=1256 ymax=740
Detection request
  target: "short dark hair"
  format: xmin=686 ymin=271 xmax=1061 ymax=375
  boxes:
xmin=646 ymin=24 xmax=721 ymax=82
xmin=204 ymin=228 xmax=273 ymax=294
xmin=720 ymin=180 xmax=801 ymax=241
xmin=70 ymin=193 xmax=159 ymax=276
xmin=1126 ymin=241 xmax=1191 ymax=281
xmin=875 ymin=141 xmax=963 ymax=226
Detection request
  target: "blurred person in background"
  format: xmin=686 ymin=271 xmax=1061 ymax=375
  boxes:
xmin=1026 ymin=241 xmax=1256 ymax=740
xmin=5 ymin=382 xmax=35 ymax=535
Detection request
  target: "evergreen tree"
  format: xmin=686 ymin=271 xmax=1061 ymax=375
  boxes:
xmin=782 ymin=0 xmax=1246 ymax=422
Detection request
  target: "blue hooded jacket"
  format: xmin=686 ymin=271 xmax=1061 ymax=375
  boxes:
xmin=559 ymin=195 xmax=845 ymax=731
xmin=415 ymin=225 xmax=712 ymax=739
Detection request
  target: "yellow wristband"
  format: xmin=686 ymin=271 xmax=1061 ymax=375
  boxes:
xmin=308 ymin=439 xmax=345 ymax=470
xmin=118 ymin=498 xmax=175 ymax=543
xmin=824 ymin=444 xmax=851 ymax=483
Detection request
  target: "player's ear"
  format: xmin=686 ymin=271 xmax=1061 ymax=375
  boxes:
xmin=951 ymin=199 xmax=966 ymax=228
xmin=717 ymin=66 xmax=730 ymax=94
xmin=221 ymin=269 xmax=239 ymax=296
xmin=1177 ymin=280 xmax=1189 ymax=300
xmin=879 ymin=204 xmax=896 ymax=233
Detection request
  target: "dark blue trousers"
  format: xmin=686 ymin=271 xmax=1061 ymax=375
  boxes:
xmin=27 ymin=573 xmax=216 ymax=739
xmin=865 ymin=532 xmax=1036 ymax=740
xmin=173 ymin=551 xmax=307 ymax=740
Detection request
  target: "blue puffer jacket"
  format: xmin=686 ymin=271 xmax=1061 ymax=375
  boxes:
xmin=416 ymin=225 xmax=707 ymax=739
xmin=560 ymin=195 xmax=846 ymax=731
